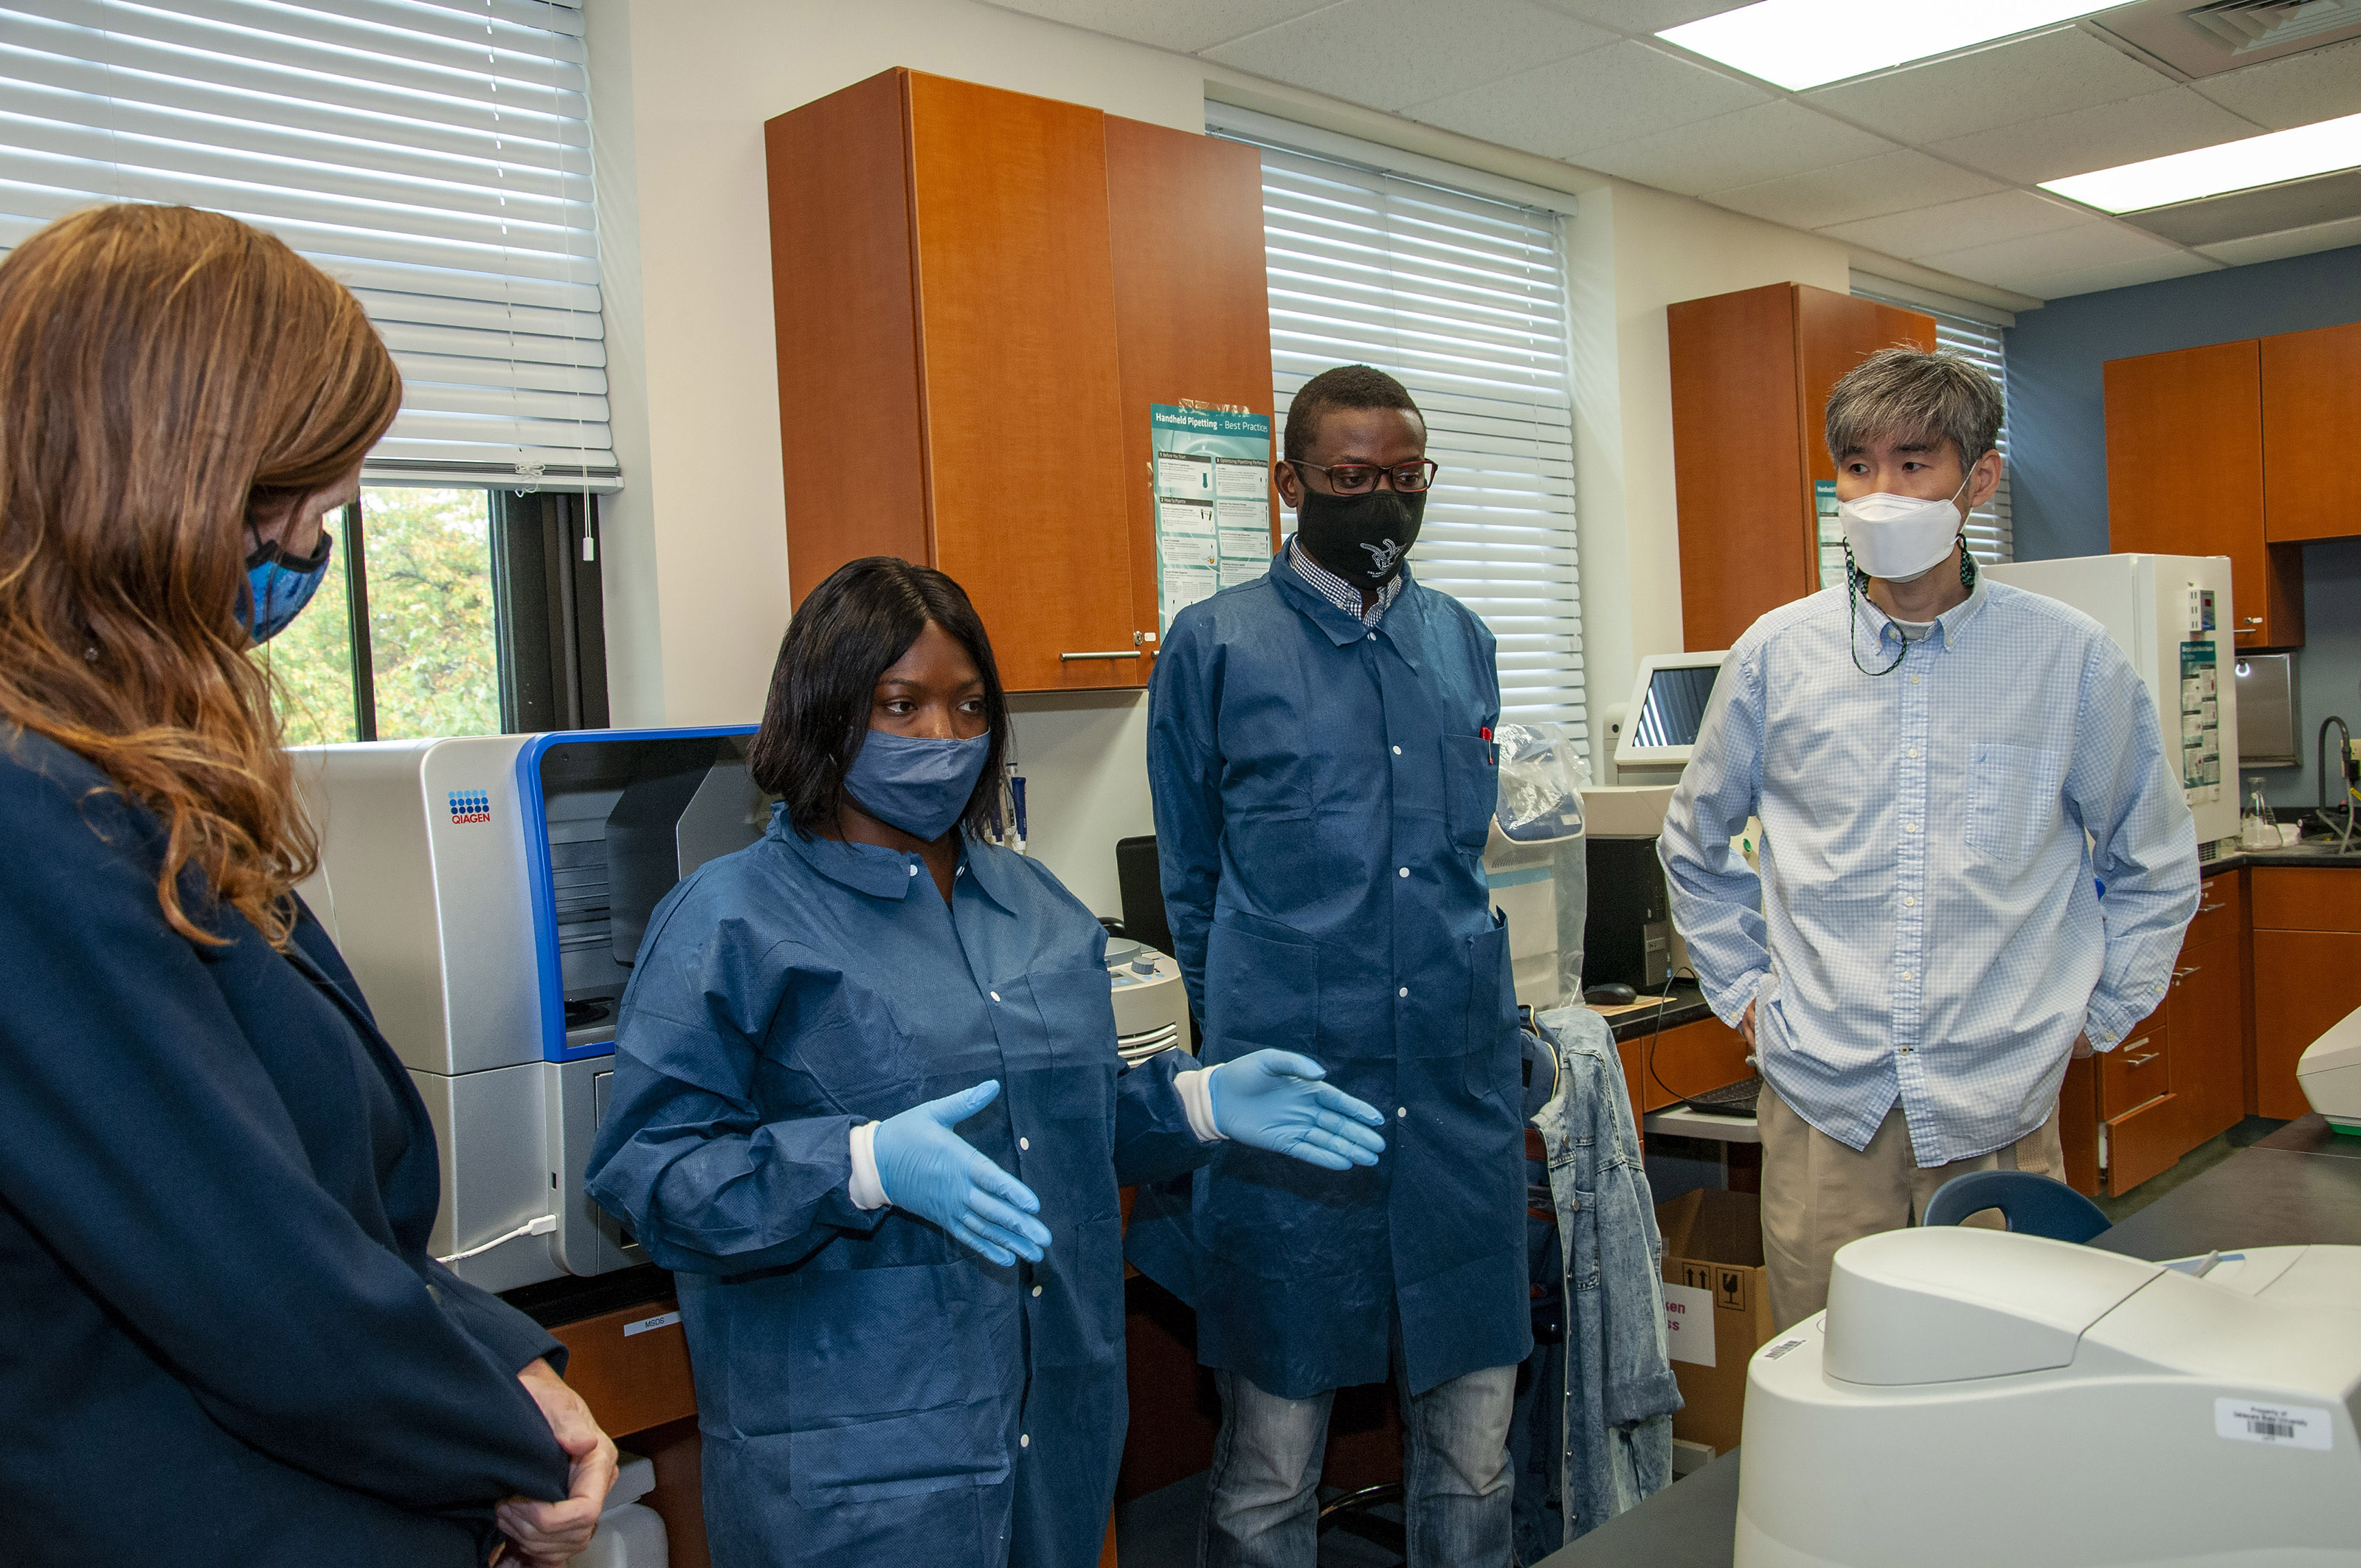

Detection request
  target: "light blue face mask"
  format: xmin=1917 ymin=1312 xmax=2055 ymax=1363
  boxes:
xmin=241 ymin=531 xmax=335 ymax=644
xmin=843 ymin=730 xmax=989 ymax=842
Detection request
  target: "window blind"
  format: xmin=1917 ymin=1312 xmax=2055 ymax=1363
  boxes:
xmin=0 ymin=0 xmax=616 ymax=491
xmin=1214 ymin=127 xmax=1587 ymax=744
xmin=1856 ymin=289 xmax=2013 ymax=565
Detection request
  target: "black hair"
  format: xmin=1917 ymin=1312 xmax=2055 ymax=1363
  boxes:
xmin=750 ymin=556 xmax=1009 ymax=840
xmin=1282 ymin=363 xmax=1422 ymax=460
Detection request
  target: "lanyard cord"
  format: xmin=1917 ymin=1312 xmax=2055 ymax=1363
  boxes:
xmin=1845 ymin=539 xmax=1977 ymax=678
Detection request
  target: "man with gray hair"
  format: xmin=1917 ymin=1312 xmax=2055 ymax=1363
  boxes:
xmin=1658 ymin=348 xmax=2199 ymax=1328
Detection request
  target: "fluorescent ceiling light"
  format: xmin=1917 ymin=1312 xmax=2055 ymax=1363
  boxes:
xmin=2042 ymin=110 xmax=2361 ymax=212
xmin=1657 ymin=1 xmax=2104 ymax=91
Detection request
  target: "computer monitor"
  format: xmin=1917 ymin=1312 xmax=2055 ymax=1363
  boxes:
xmin=1614 ymin=652 xmax=1726 ymax=771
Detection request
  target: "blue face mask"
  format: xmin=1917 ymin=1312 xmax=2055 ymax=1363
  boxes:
xmin=843 ymin=730 xmax=989 ymax=842
xmin=241 ymin=531 xmax=335 ymax=645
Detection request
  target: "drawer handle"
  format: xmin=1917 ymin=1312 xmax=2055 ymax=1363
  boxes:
xmin=1060 ymin=650 xmax=1144 ymax=661
xmin=2124 ymin=1051 xmax=2160 ymax=1067
xmin=2173 ymin=965 xmax=2201 ymax=982
xmin=2196 ymin=902 xmax=2226 ymax=914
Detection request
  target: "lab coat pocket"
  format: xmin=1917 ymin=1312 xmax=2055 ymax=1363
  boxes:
xmin=1016 ymin=967 xmax=1121 ymax=1125
xmin=1462 ymin=916 xmax=1522 ymax=1106
xmin=1202 ymin=913 xmax=1321 ymax=1056
xmin=1965 ymin=742 xmax=2067 ymax=863
xmin=1440 ymin=733 xmax=1498 ymax=852
xmin=767 ymin=1263 xmax=1012 ymax=1505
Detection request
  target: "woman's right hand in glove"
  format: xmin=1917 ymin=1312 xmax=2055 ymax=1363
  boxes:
xmin=871 ymin=1080 xmax=1051 ymax=1265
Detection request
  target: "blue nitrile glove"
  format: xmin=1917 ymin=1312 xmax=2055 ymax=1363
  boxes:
xmin=1210 ymin=1050 xmax=1389 ymax=1170
xmin=871 ymin=1081 xmax=1051 ymax=1265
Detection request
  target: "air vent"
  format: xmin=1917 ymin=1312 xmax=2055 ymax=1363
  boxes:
xmin=2087 ymin=0 xmax=2361 ymax=77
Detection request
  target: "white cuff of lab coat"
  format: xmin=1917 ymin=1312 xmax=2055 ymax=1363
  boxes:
xmin=848 ymin=1120 xmax=890 ymax=1210
xmin=1175 ymin=1066 xmax=1226 ymax=1143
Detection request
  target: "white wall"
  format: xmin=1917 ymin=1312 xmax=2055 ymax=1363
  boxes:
xmin=580 ymin=0 xmax=1856 ymax=913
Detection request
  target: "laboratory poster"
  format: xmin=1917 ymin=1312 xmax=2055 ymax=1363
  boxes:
xmin=2179 ymin=639 xmax=2222 ymax=806
xmin=1151 ymin=404 xmax=1273 ymax=632
xmin=1813 ymin=480 xmax=1845 ymax=590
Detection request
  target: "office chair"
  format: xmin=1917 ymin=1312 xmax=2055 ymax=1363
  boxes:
xmin=1920 ymin=1169 xmax=2110 ymax=1243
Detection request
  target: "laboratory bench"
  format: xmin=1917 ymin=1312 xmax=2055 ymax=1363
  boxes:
xmin=1532 ymin=1113 xmax=2361 ymax=1568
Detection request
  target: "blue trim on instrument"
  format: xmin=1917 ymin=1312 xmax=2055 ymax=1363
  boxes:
xmin=516 ymin=726 xmax=759 ymax=1063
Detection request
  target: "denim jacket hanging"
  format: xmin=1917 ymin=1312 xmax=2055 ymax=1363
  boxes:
xmin=1529 ymin=1001 xmax=1681 ymax=1545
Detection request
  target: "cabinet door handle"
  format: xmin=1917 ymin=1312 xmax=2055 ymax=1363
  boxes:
xmin=2197 ymin=902 xmax=2226 ymax=914
xmin=2174 ymin=965 xmax=2201 ymax=980
xmin=1059 ymin=650 xmax=1144 ymax=661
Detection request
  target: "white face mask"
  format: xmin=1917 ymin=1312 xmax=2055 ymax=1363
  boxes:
xmin=1838 ymin=472 xmax=1970 ymax=583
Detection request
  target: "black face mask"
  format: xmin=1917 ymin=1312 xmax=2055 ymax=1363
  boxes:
xmin=1294 ymin=486 xmax=1425 ymax=590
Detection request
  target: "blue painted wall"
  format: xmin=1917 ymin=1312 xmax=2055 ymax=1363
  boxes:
xmin=2005 ymin=244 xmax=2361 ymax=811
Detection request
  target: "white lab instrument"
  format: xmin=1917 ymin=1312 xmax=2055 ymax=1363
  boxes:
xmin=1611 ymin=652 xmax=1728 ymax=784
xmin=1107 ymin=936 xmax=1190 ymax=1064
xmin=566 ymin=1450 xmax=668 ymax=1568
xmin=1735 ymin=1226 xmax=2361 ymax=1567
xmin=1987 ymin=553 xmax=2239 ymax=849
xmin=2300 ymin=1001 xmax=2361 ymax=1135
xmin=292 ymin=728 xmax=768 ymax=1291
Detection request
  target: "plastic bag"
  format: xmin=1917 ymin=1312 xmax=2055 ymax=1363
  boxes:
xmin=1493 ymin=722 xmax=1591 ymax=843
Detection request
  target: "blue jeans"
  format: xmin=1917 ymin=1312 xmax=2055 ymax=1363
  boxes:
xmin=1200 ymin=1339 xmax=1515 ymax=1568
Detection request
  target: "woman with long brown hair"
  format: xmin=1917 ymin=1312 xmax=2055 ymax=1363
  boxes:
xmin=0 ymin=204 xmax=615 ymax=1567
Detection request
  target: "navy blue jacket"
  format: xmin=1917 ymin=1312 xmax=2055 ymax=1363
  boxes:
xmin=1130 ymin=549 xmax=1532 ymax=1399
xmin=587 ymin=813 xmax=1211 ymax=1568
xmin=0 ymin=728 xmax=570 ymax=1567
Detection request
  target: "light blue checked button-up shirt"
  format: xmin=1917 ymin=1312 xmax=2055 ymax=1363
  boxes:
xmin=1659 ymin=576 xmax=2199 ymax=1165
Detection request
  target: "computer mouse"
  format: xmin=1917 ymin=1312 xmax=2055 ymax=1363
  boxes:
xmin=1584 ymin=982 xmax=1639 ymax=1006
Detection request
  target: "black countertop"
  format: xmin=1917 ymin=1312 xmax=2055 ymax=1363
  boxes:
xmin=2203 ymin=841 xmax=2361 ymax=871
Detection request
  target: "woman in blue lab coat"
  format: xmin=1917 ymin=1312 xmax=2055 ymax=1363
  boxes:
xmin=0 ymin=204 xmax=613 ymax=1567
xmin=585 ymin=556 xmax=1390 ymax=1568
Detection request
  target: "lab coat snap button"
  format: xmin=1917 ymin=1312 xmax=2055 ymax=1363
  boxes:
xmin=1032 ymin=1285 xmax=1043 ymax=1297
xmin=1019 ymin=1137 xmax=1030 ymax=1150
xmin=990 ymin=991 xmax=1001 ymax=1002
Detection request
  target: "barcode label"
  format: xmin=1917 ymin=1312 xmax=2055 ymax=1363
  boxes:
xmin=2216 ymin=1398 xmax=2331 ymax=1451
xmin=1763 ymin=1337 xmax=1807 ymax=1361
xmin=623 ymin=1309 xmax=682 ymax=1338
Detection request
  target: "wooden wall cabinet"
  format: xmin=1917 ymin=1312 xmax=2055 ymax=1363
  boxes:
xmin=2261 ymin=320 xmax=2361 ymax=545
xmin=1667 ymin=283 xmax=1936 ymax=653
xmin=2104 ymin=339 xmax=2306 ymax=648
xmin=764 ymin=71 xmax=1275 ymax=691
xmin=2250 ymin=866 xmax=2361 ymax=1119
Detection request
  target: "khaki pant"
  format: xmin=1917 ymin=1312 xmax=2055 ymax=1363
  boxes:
xmin=1759 ymin=1089 xmax=2067 ymax=1331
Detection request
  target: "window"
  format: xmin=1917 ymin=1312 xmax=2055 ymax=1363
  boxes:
xmin=0 ymin=0 xmax=617 ymax=490
xmin=1 ymin=1 xmax=617 ymax=739
xmin=1211 ymin=113 xmax=1587 ymax=747
xmin=262 ymin=487 xmax=606 ymax=742
xmin=1854 ymin=288 xmax=2015 ymax=566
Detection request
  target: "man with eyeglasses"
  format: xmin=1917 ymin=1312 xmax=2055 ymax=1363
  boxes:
xmin=1132 ymin=365 xmax=1528 ymax=1567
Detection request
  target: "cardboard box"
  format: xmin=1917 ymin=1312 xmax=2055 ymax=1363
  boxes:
xmin=1656 ymin=1188 xmax=1775 ymax=1456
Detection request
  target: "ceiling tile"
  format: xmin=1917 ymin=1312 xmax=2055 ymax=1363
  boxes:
xmin=2191 ymin=38 xmax=2361 ymax=131
xmin=975 ymin=0 xmax=1338 ymax=54
xmin=1705 ymin=149 xmax=2009 ymax=229
xmin=2196 ymin=213 xmax=2361 ymax=268
xmin=1803 ymin=26 xmax=2177 ymax=145
xmin=1912 ymin=218 xmax=2185 ymax=292
xmin=1202 ymin=0 xmax=1617 ymax=112
xmin=1525 ymin=0 xmax=1740 ymax=30
xmin=2014 ymin=251 xmax=2223 ymax=300
xmin=1819 ymin=189 xmax=2089 ymax=258
xmin=1925 ymin=86 xmax=2264 ymax=185
xmin=1574 ymin=100 xmax=1897 ymax=196
xmin=1406 ymin=39 xmax=1768 ymax=159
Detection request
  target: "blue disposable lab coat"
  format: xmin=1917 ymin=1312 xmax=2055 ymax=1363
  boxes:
xmin=1130 ymin=548 xmax=1531 ymax=1400
xmin=585 ymin=809 xmax=1210 ymax=1568
xmin=0 ymin=727 xmax=570 ymax=1568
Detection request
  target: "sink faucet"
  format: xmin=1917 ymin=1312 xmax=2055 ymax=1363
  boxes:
xmin=2323 ymin=716 xmax=2357 ymax=854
